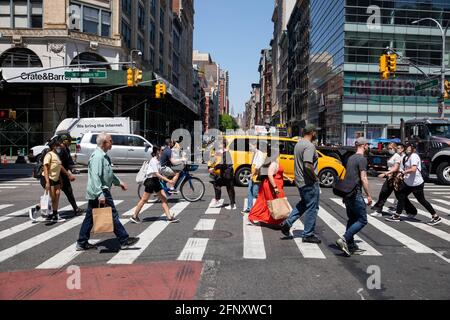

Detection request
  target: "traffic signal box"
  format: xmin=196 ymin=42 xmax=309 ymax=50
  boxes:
xmin=379 ymin=54 xmax=389 ymax=80
xmin=155 ymin=82 xmax=167 ymax=99
xmin=134 ymin=69 xmax=143 ymax=85
xmin=445 ymin=79 xmax=450 ymax=100
xmin=387 ymin=54 xmax=397 ymax=74
xmin=127 ymin=68 xmax=134 ymax=87
xmin=0 ymin=109 xmax=16 ymax=120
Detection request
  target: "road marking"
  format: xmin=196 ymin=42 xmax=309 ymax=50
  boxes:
xmin=0 ymin=184 xmax=30 ymax=186
xmin=122 ymin=203 xmax=153 ymax=217
xmin=243 ymin=215 xmax=266 ymax=259
xmin=318 ymin=206 xmax=382 ymax=256
xmin=431 ymin=192 xmax=450 ymax=195
xmin=428 ymin=199 xmax=450 ymax=215
xmin=0 ymin=205 xmax=36 ymax=223
xmin=108 ymin=201 xmax=190 ymax=265
xmin=35 ymin=239 xmax=101 ymax=269
xmin=331 ymin=199 xmax=449 ymax=263
xmin=0 ymin=202 xmax=87 ymax=241
xmin=177 ymin=238 xmax=209 ymax=261
xmin=0 ymin=200 xmax=122 ymax=263
xmin=0 ymin=187 xmax=16 ymax=189
xmin=0 ymin=204 xmax=13 ymax=211
xmin=194 ymin=219 xmax=216 ymax=231
xmin=205 ymin=198 xmax=223 ymax=214
xmin=386 ymin=199 xmax=450 ymax=226
xmin=291 ymin=220 xmax=326 ymax=259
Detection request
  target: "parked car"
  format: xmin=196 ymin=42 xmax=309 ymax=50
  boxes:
xmin=208 ymin=135 xmax=346 ymax=188
xmin=76 ymin=132 xmax=153 ymax=166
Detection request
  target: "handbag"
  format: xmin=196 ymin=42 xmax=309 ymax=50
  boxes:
xmin=136 ymin=161 xmax=149 ymax=184
xmin=267 ymin=197 xmax=292 ymax=220
xmin=92 ymin=205 xmax=114 ymax=234
xmin=39 ymin=191 xmax=52 ymax=216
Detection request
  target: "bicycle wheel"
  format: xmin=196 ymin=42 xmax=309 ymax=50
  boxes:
xmin=137 ymin=184 xmax=160 ymax=203
xmin=180 ymin=177 xmax=205 ymax=202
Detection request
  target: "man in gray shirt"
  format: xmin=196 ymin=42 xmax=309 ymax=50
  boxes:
xmin=281 ymin=124 xmax=321 ymax=243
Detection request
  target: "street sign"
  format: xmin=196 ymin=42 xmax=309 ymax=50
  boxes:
xmin=65 ymin=71 xmax=107 ymax=79
xmin=415 ymin=79 xmax=438 ymax=92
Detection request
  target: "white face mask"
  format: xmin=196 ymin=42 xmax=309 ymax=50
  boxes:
xmin=388 ymin=149 xmax=395 ymax=155
xmin=55 ymin=147 xmax=61 ymax=153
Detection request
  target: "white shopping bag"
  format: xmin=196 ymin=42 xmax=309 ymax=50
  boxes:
xmin=40 ymin=191 xmax=52 ymax=215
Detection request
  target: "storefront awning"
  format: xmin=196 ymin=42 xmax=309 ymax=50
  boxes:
xmin=154 ymin=72 xmax=199 ymax=115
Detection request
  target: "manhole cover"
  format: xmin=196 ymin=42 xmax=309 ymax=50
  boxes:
xmin=193 ymin=230 xmax=233 ymax=239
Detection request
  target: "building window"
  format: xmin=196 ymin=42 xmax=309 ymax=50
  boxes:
xmin=159 ymin=57 xmax=164 ymax=73
xmin=138 ymin=36 xmax=145 ymax=59
xmin=0 ymin=0 xmax=43 ymax=28
xmin=138 ymin=4 xmax=145 ymax=31
xmin=83 ymin=6 xmax=99 ymax=35
xmin=150 ymin=0 xmax=156 ymax=18
xmin=122 ymin=0 xmax=131 ymax=16
xmin=160 ymin=7 xmax=165 ymax=29
xmin=69 ymin=2 xmax=111 ymax=37
xmin=149 ymin=20 xmax=155 ymax=45
xmin=149 ymin=47 xmax=155 ymax=66
xmin=101 ymin=11 xmax=111 ymax=37
xmin=159 ymin=32 xmax=164 ymax=55
xmin=121 ymin=20 xmax=131 ymax=48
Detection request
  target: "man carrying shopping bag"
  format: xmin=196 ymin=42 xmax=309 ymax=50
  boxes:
xmin=76 ymin=133 xmax=139 ymax=251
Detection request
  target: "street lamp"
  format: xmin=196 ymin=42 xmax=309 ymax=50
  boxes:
xmin=412 ymin=18 xmax=447 ymax=118
xmin=129 ymin=50 xmax=142 ymax=68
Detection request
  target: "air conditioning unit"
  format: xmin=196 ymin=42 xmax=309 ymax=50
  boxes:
xmin=12 ymin=35 xmax=22 ymax=46
xmin=89 ymin=41 xmax=99 ymax=51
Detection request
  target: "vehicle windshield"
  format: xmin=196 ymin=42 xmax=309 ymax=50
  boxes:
xmin=427 ymin=124 xmax=450 ymax=138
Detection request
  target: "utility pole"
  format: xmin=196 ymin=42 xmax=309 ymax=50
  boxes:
xmin=412 ymin=18 xmax=447 ymax=118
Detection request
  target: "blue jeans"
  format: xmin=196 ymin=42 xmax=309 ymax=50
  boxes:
xmin=284 ymin=183 xmax=320 ymax=238
xmin=77 ymin=190 xmax=129 ymax=246
xmin=343 ymin=191 xmax=368 ymax=246
xmin=246 ymin=180 xmax=260 ymax=210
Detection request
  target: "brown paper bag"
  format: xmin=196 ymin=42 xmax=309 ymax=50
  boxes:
xmin=267 ymin=197 xmax=292 ymax=220
xmin=92 ymin=206 xmax=114 ymax=234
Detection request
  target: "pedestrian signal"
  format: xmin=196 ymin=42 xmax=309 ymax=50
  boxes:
xmin=127 ymin=68 xmax=134 ymax=87
xmin=9 ymin=109 xmax=16 ymax=120
xmin=0 ymin=109 xmax=8 ymax=120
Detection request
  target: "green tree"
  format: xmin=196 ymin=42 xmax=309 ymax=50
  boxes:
xmin=219 ymin=114 xmax=239 ymax=132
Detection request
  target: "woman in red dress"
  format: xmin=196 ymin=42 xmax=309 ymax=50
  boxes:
xmin=248 ymin=152 xmax=292 ymax=227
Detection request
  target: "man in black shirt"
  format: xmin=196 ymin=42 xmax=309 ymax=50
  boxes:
xmin=58 ymin=133 xmax=83 ymax=216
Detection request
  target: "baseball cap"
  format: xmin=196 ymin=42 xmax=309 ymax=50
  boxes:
xmin=355 ymin=137 xmax=369 ymax=146
xmin=303 ymin=123 xmax=317 ymax=135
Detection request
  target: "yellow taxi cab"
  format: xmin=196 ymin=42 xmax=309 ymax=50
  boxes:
xmin=208 ymin=135 xmax=346 ymax=188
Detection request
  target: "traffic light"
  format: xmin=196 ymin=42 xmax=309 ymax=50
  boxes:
xmin=155 ymin=82 xmax=167 ymax=99
xmin=0 ymin=109 xmax=8 ymax=120
xmin=134 ymin=69 xmax=143 ymax=86
xmin=445 ymin=79 xmax=450 ymax=99
xmin=379 ymin=54 xmax=389 ymax=80
xmin=127 ymin=68 xmax=134 ymax=87
xmin=9 ymin=109 xmax=16 ymax=120
xmin=387 ymin=54 xmax=397 ymax=75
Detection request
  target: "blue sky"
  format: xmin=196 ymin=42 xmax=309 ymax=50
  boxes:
xmin=193 ymin=0 xmax=274 ymax=115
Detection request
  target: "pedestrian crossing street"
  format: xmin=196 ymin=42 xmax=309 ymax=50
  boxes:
xmin=0 ymin=192 xmax=450 ymax=272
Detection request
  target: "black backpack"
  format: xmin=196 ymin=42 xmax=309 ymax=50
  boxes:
xmin=32 ymin=148 xmax=50 ymax=179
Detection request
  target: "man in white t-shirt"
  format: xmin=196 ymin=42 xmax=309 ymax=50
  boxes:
xmin=241 ymin=140 xmax=266 ymax=214
xmin=386 ymin=144 xmax=441 ymax=226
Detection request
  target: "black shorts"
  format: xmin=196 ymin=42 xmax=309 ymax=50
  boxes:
xmin=144 ymin=177 xmax=162 ymax=194
xmin=40 ymin=176 xmax=61 ymax=188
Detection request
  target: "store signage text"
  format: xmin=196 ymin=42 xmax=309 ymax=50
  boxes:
xmin=2 ymin=68 xmax=89 ymax=83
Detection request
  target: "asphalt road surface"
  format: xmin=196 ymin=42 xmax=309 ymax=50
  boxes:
xmin=0 ymin=169 xmax=449 ymax=300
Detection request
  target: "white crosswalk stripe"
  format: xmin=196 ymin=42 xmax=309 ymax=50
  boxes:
xmin=108 ymin=201 xmax=190 ymax=265
xmin=0 ymin=202 xmax=87 ymax=240
xmin=331 ymin=199 xmax=449 ymax=263
xmin=194 ymin=219 xmax=216 ymax=231
xmin=177 ymin=238 xmax=209 ymax=261
xmin=0 ymin=205 xmax=36 ymax=223
xmin=36 ymin=239 xmax=101 ymax=269
xmin=205 ymin=198 xmax=223 ymax=214
xmin=318 ymin=206 xmax=382 ymax=256
xmin=428 ymin=199 xmax=450 ymax=215
xmin=0 ymin=200 xmax=123 ymax=264
xmin=121 ymin=203 xmax=154 ymax=217
xmin=243 ymin=215 xmax=266 ymax=259
xmin=291 ymin=220 xmax=326 ymax=259
xmin=0 ymin=204 xmax=13 ymax=211
xmin=386 ymin=199 xmax=450 ymax=227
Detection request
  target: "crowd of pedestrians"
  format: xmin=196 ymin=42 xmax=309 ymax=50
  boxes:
xmin=31 ymin=127 xmax=442 ymax=256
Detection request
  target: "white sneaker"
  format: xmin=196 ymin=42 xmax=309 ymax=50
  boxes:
xmin=225 ymin=204 xmax=237 ymax=210
xmin=210 ymin=201 xmax=222 ymax=208
xmin=370 ymin=212 xmax=382 ymax=217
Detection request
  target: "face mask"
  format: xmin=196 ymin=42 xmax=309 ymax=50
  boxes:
xmin=388 ymin=149 xmax=395 ymax=155
xmin=405 ymin=151 xmax=412 ymax=156
xmin=56 ymin=148 xmax=61 ymax=153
